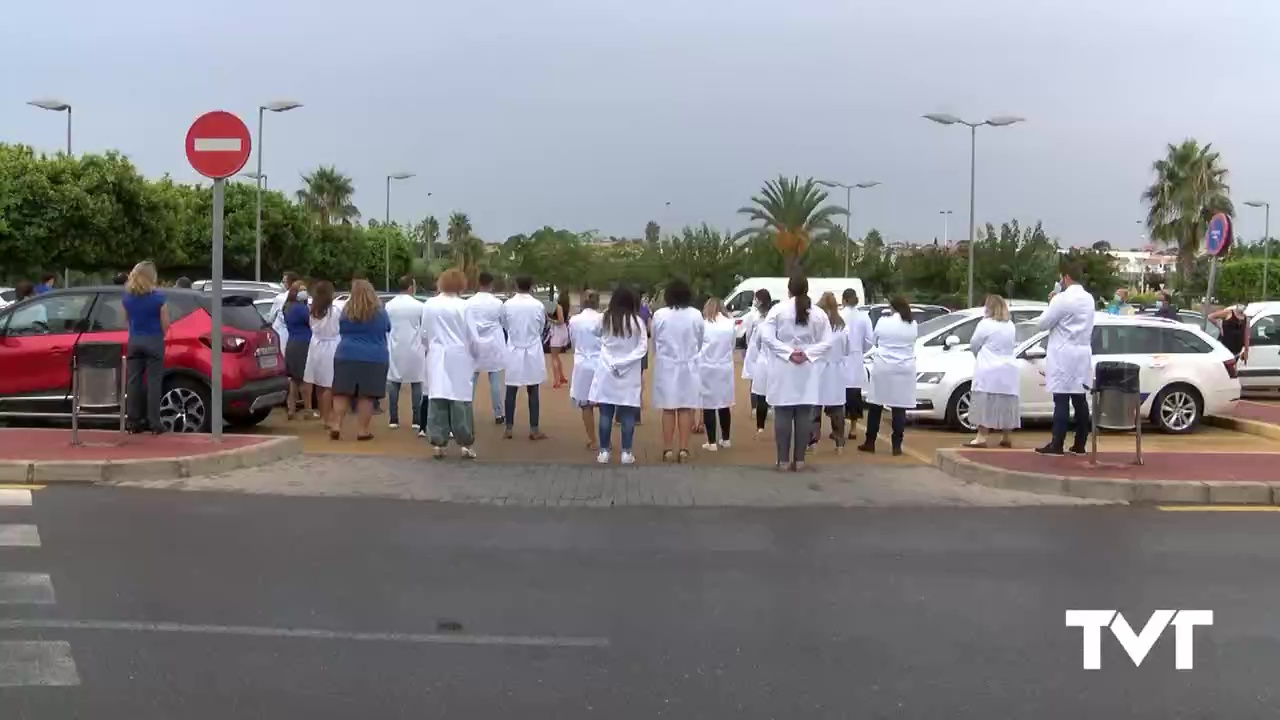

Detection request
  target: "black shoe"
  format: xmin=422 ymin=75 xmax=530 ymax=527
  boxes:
xmin=494 ymin=416 xmax=505 ymax=426
xmin=1067 ymin=445 xmax=1088 ymax=456
xmin=857 ymin=441 xmax=875 ymax=454
xmin=1034 ymin=443 xmax=1064 ymax=456
xmin=891 ymin=446 xmax=903 ymax=457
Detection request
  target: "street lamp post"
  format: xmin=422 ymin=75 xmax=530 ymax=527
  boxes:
xmin=922 ymin=113 xmax=1025 ymax=307
xmin=240 ymin=172 xmax=267 ymax=190
xmin=818 ymin=180 xmax=881 ymax=276
xmin=385 ymin=172 xmax=416 ymax=291
xmin=27 ymin=99 xmax=72 ymax=154
xmin=1246 ymin=200 xmax=1272 ymax=299
xmin=254 ymin=101 xmax=303 ymax=282
xmin=939 ymin=210 xmax=953 ymax=245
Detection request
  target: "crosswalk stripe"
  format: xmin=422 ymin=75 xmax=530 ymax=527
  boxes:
xmin=0 ymin=525 xmax=40 ymax=547
xmin=0 ymin=641 xmax=80 ymax=686
xmin=0 ymin=573 xmax=55 ymax=604
xmin=0 ymin=489 xmax=32 ymax=507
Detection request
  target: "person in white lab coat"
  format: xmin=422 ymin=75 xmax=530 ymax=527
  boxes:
xmin=742 ymin=289 xmax=775 ymax=437
xmin=1035 ymin=262 xmax=1095 ymax=455
xmin=967 ymin=294 xmax=1020 ymax=448
xmin=420 ymin=269 xmax=479 ymax=459
xmin=651 ymin=279 xmax=705 ymax=462
xmin=859 ymin=297 xmax=917 ymax=456
xmin=304 ymin=281 xmax=341 ymax=432
xmin=590 ymin=286 xmax=649 ymax=465
xmin=568 ymin=290 xmax=603 ymax=450
xmin=385 ymin=276 xmax=426 ymax=430
xmin=500 ymin=275 xmax=548 ymax=440
xmin=268 ymin=271 xmax=301 ymax=407
xmin=813 ymin=292 xmax=852 ymax=453
xmin=760 ymin=276 xmax=832 ymax=471
xmin=464 ymin=271 xmax=507 ymax=424
xmin=697 ymin=297 xmax=736 ymax=452
xmin=840 ymin=289 xmax=874 ymax=440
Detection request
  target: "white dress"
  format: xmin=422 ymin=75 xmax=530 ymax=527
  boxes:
xmin=501 ymin=294 xmax=548 ymax=387
xmin=464 ymin=291 xmax=506 ymax=373
xmin=651 ymin=306 xmax=705 ymax=410
xmin=589 ymin=317 xmax=649 ymax=408
xmin=304 ymin=308 xmax=340 ymax=388
xmin=698 ymin=315 xmax=736 ymax=410
xmin=386 ymin=294 xmax=426 ymax=384
xmin=866 ymin=314 xmax=918 ymax=409
xmin=760 ymin=301 xmax=833 ymax=407
xmin=970 ymin=317 xmax=1020 ymax=429
xmin=569 ymin=309 xmax=603 ymax=405
xmin=420 ymin=294 xmax=478 ymax=402
xmin=818 ymin=322 xmax=851 ymax=407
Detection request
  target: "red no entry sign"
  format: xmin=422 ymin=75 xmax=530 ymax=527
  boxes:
xmin=185 ymin=111 xmax=252 ymax=179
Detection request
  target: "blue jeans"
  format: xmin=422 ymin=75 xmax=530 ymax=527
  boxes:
xmin=598 ymin=404 xmax=638 ymax=452
xmin=1051 ymin=393 xmax=1091 ymax=449
xmin=386 ymin=381 xmax=422 ymax=426
xmin=474 ymin=370 xmax=504 ymax=418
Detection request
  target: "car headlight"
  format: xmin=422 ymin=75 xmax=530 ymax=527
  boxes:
xmin=917 ymin=372 xmax=945 ymax=384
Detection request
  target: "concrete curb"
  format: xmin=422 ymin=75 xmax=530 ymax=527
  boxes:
xmin=1205 ymin=414 xmax=1280 ymax=441
xmin=0 ymin=435 xmax=302 ymax=485
xmin=934 ymin=448 xmax=1278 ymax=505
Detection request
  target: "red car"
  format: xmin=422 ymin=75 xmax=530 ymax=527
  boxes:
xmin=0 ymin=287 xmax=287 ymax=432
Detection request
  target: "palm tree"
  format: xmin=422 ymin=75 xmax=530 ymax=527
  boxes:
xmin=414 ymin=216 xmax=440 ymax=260
xmin=447 ymin=212 xmax=483 ymax=286
xmin=296 ymin=166 xmax=359 ymax=225
xmin=1142 ymin=140 xmax=1234 ymax=280
xmin=735 ymin=176 xmax=846 ymax=275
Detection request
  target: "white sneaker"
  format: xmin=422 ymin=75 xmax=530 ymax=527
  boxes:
xmin=432 ymin=447 xmax=445 ymax=460
xmin=388 ymin=423 xmax=400 ymax=429
xmin=701 ymin=443 xmax=718 ymax=452
xmin=417 ymin=429 xmax=426 ymax=438
xmin=620 ymin=451 xmax=636 ymax=465
xmin=411 ymin=424 xmax=420 ymax=431
xmin=596 ymin=450 xmax=610 ymax=464
xmin=460 ymin=447 xmax=477 ymax=460
xmin=756 ymin=429 xmax=766 ymax=440
xmin=718 ymin=439 xmax=732 ymax=449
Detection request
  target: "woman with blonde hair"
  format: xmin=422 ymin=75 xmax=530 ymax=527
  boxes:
xmin=813 ymin=292 xmax=851 ymax=453
xmin=122 ymin=261 xmax=170 ymax=433
xmin=329 ymin=279 xmax=391 ymax=441
xmin=967 ymin=293 xmax=1020 ymax=448
xmin=697 ymin=296 xmax=736 ymax=451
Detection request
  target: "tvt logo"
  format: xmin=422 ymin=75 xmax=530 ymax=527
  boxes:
xmin=1065 ymin=610 xmax=1213 ymax=670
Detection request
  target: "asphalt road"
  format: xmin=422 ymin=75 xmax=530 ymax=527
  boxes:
xmin=3 ymin=487 xmax=1280 ymax=718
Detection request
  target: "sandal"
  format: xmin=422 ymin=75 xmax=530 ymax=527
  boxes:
xmin=356 ymin=433 xmax=374 ymax=442
xmin=662 ymin=449 xmax=675 ymax=463
xmin=998 ymin=439 xmax=1013 ymax=449
xmin=965 ymin=439 xmax=988 ymax=448
xmin=529 ymin=432 xmax=548 ymax=441
xmin=328 ymin=429 xmax=340 ymax=440
xmin=677 ymin=449 xmax=690 ymax=464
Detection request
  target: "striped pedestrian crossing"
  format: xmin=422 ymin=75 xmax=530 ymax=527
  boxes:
xmin=0 ymin=489 xmax=33 ymax=507
xmin=0 ymin=524 xmax=40 ymax=547
xmin=0 ymin=641 xmax=80 ymax=687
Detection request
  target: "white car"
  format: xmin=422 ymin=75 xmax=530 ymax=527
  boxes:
xmin=907 ymin=313 xmax=1240 ymax=433
xmin=911 ymin=302 xmax=1050 ymax=361
xmin=0 ymin=287 xmax=14 ymax=309
xmin=1240 ymin=306 xmax=1280 ymax=393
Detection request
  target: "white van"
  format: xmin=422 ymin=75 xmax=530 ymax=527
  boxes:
xmin=723 ymin=277 xmax=866 ymax=345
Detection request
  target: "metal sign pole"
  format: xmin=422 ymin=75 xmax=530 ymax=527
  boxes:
xmin=211 ymin=178 xmax=225 ymax=442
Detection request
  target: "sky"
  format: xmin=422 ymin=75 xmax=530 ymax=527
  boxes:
xmin=5 ymin=0 xmax=1280 ymax=250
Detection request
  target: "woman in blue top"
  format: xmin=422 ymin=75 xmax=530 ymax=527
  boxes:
xmin=329 ymin=279 xmax=391 ymax=441
xmin=121 ymin=261 xmax=170 ymax=434
xmin=281 ymin=280 xmax=314 ymax=420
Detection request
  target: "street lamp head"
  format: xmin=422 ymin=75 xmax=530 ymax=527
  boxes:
xmin=940 ymin=209 xmax=953 ymax=215
xmin=389 ymin=172 xmax=415 ymax=180
xmin=1246 ymin=200 xmax=1269 ymax=208
xmin=817 ymin=179 xmax=842 ymax=188
xmin=241 ymin=171 xmax=266 ymax=180
xmin=855 ymin=181 xmax=881 ymax=189
xmin=262 ymin=101 xmax=303 ymax=112
xmin=984 ymin=115 xmax=1025 ymax=127
xmin=922 ymin=113 xmax=962 ymax=126
xmin=27 ymin=98 xmax=70 ymax=112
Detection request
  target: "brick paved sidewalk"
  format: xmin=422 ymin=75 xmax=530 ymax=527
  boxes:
xmin=108 ymin=454 xmax=1104 ymax=508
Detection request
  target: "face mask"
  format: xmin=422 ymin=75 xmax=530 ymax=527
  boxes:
xmin=1113 ymin=294 xmax=1122 ymax=302
xmin=1155 ymin=300 xmax=1164 ymax=309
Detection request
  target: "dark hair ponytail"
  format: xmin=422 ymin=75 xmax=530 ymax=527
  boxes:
xmin=789 ymin=275 xmax=810 ymax=325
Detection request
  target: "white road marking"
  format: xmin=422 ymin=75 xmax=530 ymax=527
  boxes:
xmin=0 ymin=524 xmax=40 ymax=547
xmin=0 ymin=572 xmax=55 ymax=604
xmin=0 ymin=641 xmax=80 ymax=686
xmin=193 ymin=137 xmax=243 ymax=152
xmin=0 ymin=489 xmax=32 ymax=507
xmin=0 ymin=619 xmax=609 ymax=648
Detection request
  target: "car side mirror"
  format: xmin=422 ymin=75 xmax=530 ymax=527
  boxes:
xmin=1023 ymin=346 xmax=1046 ymax=360
xmin=944 ymin=335 xmax=961 ymax=349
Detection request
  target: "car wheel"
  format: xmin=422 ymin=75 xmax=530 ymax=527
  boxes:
xmin=1151 ymin=384 xmax=1202 ymax=434
xmin=944 ymin=383 xmax=975 ymax=432
xmin=159 ymin=377 xmax=211 ymax=433
xmin=227 ymin=408 xmax=272 ymax=429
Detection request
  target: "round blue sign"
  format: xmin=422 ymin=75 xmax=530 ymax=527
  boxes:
xmin=1204 ymin=213 xmax=1231 ymax=256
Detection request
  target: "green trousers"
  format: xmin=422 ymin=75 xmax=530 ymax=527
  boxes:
xmin=426 ymin=399 xmax=475 ymax=447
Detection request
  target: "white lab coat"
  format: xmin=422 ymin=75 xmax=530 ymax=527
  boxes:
xmin=1037 ymin=283 xmax=1095 ymax=395
xmin=589 ymin=317 xmax=649 ymax=408
xmin=840 ymin=306 xmax=874 ymax=389
xmin=568 ymin=309 xmax=603 ymax=405
xmin=818 ymin=323 xmax=851 ymax=407
xmin=464 ymin=291 xmax=507 ymax=373
xmin=739 ymin=308 xmax=762 ymax=380
xmin=760 ymin=301 xmax=833 ymax=407
xmin=420 ymin=294 xmax=477 ymax=402
xmin=385 ymin=294 xmax=426 ymax=383
xmin=269 ymin=291 xmax=289 ymax=347
xmin=698 ymin=315 xmax=737 ymax=410
xmin=304 ymin=307 xmax=340 ymax=389
xmin=501 ymin=294 xmax=547 ymax=387
xmin=866 ymin=314 xmax=917 ymax=409
xmin=970 ymin=317 xmax=1019 ymax=396
xmin=651 ymin=306 xmax=704 ymax=410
